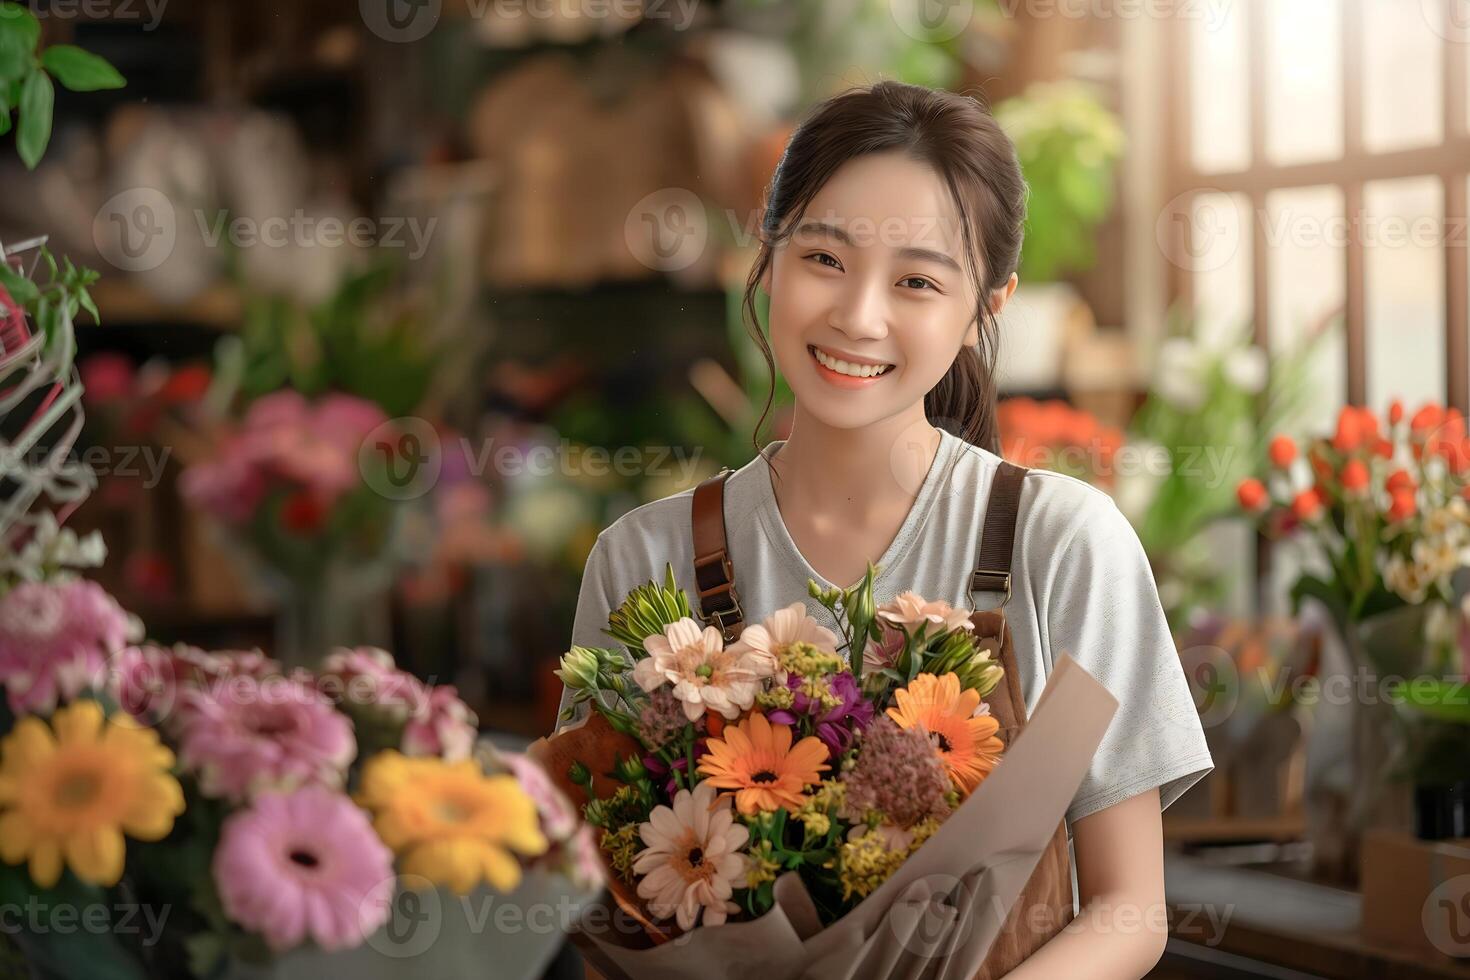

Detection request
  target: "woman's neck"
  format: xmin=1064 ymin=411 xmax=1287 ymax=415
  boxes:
xmin=769 ymin=405 xmax=942 ymax=526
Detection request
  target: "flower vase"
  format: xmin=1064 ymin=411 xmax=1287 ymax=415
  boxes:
xmin=271 ymin=557 xmax=397 ymax=668
xmin=1304 ymin=603 xmax=1422 ymax=883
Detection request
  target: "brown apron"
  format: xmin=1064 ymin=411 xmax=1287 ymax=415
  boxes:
xmin=691 ymin=459 xmax=1074 ymax=978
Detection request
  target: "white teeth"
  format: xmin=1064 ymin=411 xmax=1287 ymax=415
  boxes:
xmin=811 ymin=346 xmax=893 ymax=378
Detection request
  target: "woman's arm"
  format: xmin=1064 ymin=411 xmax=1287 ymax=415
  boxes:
xmin=1001 ymin=787 xmax=1170 ymax=980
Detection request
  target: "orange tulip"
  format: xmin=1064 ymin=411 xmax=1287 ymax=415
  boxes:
xmin=1340 ymin=459 xmax=1370 ymax=493
xmin=1237 ymin=478 xmax=1269 ymax=513
xmin=1268 ymin=435 xmax=1297 ymax=468
xmin=1387 ymin=490 xmax=1417 ymax=523
xmin=1291 ymin=488 xmax=1324 ymax=522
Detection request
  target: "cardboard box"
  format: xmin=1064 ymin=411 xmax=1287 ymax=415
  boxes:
xmin=1360 ymin=828 xmax=1470 ymax=962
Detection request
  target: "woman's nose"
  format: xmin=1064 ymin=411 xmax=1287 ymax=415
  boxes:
xmin=828 ymin=277 xmax=889 ymax=340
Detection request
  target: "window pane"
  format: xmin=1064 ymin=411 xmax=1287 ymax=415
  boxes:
xmin=1362 ymin=0 xmax=1444 ymax=152
xmin=1365 ymin=177 xmax=1446 ymax=408
xmin=1266 ymin=186 xmax=1346 ymax=434
xmin=1190 ymin=7 xmax=1249 ymax=173
xmin=1266 ymin=0 xmax=1342 ymax=165
xmin=1190 ymin=192 xmax=1254 ymax=347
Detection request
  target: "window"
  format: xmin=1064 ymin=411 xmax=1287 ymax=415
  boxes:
xmin=1165 ymin=0 xmax=1470 ymax=413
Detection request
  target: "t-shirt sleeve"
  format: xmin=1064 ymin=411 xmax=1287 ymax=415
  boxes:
xmin=553 ymin=533 xmax=621 ymax=732
xmin=1043 ymin=492 xmax=1214 ymax=826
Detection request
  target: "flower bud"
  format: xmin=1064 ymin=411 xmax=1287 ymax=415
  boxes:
xmin=556 ymin=647 xmax=601 ymax=690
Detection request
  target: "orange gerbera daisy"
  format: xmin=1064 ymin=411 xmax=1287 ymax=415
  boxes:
xmin=887 ymin=672 xmax=1003 ymax=795
xmin=696 ymin=713 xmax=829 ymax=815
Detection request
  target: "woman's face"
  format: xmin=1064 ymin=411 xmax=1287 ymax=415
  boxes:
xmin=763 ymin=150 xmax=1012 ymax=433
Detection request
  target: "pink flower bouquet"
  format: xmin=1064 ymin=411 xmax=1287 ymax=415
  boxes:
xmin=0 ymin=580 xmax=600 ymax=979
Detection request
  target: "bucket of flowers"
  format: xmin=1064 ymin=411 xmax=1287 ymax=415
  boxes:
xmin=535 ymin=564 xmax=1118 ymax=979
xmin=1236 ymin=400 xmax=1470 ymax=863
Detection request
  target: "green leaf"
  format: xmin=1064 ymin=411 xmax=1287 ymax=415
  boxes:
xmin=40 ymin=45 xmax=125 ymax=92
xmin=16 ymin=68 xmax=53 ymax=170
xmin=0 ymin=262 xmax=36 ymax=303
xmin=0 ymin=4 xmax=39 ymax=84
xmin=1392 ymin=679 xmax=1470 ymax=724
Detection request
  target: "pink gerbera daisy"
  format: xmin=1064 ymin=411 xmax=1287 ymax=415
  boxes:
xmin=632 ymin=780 xmax=749 ymax=931
xmin=178 ymin=674 xmax=355 ymax=802
xmin=876 ymin=592 xmax=975 ymax=635
xmin=213 ymin=786 xmax=395 ymax=952
xmin=632 ymin=617 xmax=768 ymax=721
xmin=0 ymin=580 xmax=137 ymax=713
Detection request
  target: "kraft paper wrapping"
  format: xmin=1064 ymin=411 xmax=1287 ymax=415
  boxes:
xmin=553 ymin=655 xmax=1118 ymax=980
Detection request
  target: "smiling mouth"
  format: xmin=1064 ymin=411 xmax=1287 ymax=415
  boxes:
xmin=808 ymin=345 xmax=895 ymax=378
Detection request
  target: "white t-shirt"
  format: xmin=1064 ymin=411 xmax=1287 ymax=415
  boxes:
xmin=557 ymin=426 xmax=1214 ymax=827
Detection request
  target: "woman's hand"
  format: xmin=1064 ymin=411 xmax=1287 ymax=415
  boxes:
xmin=1001 ymin=787 xmax=1170 ymax=980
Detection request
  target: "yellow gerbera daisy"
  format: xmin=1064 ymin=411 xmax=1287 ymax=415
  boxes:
xmin=696 ymin=712 xmax=829 ymax=815
xmin=357 ymin=751 xmax=548 ymax=895
xmin=887 ymin=672 xmax=1003 ymax=795
xmin=0 ymin=699 xmax=185 ymax=888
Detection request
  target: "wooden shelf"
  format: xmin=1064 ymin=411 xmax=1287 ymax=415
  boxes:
xmin=90 ymin=279 xmax=241 ymax=330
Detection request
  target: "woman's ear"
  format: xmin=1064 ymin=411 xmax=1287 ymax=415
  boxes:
xmin=988 ymin=273 xmax=1019 ymax=316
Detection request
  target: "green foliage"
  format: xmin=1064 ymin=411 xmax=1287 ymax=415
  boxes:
xmin=995 ymin=80 xmax=1124 ymax=283
xmin=0 ymin=244 xmax=101 ymax=367
xmin=0 ymin=4 xmax=124 ymax=168
xmin=605 ymin=563 xmax=694 ymax=654
xmin=229 ymin=262 xmax=442 ymax=418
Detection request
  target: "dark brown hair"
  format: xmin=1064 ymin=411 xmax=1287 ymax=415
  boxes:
xmin=742 ymin=80 xmax=1027 ymax=457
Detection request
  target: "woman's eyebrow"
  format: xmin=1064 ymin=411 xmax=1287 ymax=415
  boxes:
xmin=793 ymin=220 xmax=962 ymax=273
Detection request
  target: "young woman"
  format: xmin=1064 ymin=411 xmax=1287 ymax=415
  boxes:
xmin=558 ymin=80 xmax=1212 ymax=979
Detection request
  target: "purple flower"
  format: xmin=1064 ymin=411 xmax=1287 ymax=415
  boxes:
xmin=768 ymin=671 xmax=873 ymax=759
xmin=642 ymin=738 xmax=708 ymax=796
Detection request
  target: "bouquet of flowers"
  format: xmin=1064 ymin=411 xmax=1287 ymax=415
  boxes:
xmin=1236 ymin=401 xmax=1470 ymax=625
xmin=1236 ymin=401 xmax=1470 ymax=828
xmin=538 ymin=564 xmax=1118 ymax=979
xmin=0 ymin=595 xmax=602 ymax=979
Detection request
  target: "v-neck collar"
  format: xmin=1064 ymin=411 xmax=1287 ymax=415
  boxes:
xmin=752 ymin=428 xmax=960 ymax=592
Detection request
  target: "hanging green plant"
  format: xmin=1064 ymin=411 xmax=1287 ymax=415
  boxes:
xmin=0 ymin=2 xmax=125 ymax=169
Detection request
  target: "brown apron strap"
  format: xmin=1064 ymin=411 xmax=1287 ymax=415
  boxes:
xmin=691 ymin=467 xmax=745 ymax=642
xmin=970 ymin=460 xmax=1027 ymax=606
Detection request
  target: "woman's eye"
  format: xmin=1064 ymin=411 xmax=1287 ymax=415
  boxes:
xmin=900 ymin=276 xmax=936 ymax=291
xmin=808 ymin=253 xmax=842 ymax=270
